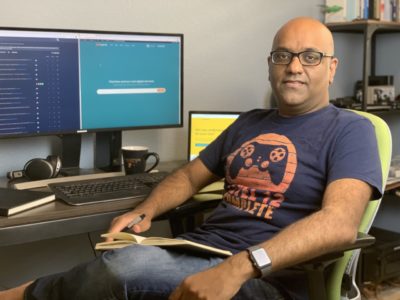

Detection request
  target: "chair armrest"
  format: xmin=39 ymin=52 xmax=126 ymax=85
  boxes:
xmin=299 ymin=232 xmax=375 ymax=300
xmin=302 ymin=232 xmax=375 ymax=265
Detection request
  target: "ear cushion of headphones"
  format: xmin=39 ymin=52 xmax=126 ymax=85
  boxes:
xmin=24 ymin=159 xmax=54 ymax=180
xmin=46 ymin=155 xmax=62 ymax=177
xmin=7 ymin=155 xmax=62 ymax=181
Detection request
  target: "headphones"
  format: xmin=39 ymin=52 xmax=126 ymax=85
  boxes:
xmin=7 ymin=155 xmax=62 ymax=181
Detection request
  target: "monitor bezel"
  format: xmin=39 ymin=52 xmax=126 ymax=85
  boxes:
xmin=187 ymin=110 xmax=241 ymax=161
xmin=0 ymin=26 xmax=184 ymax=139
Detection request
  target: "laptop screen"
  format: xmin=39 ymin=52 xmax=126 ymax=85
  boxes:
xmin=188 ymin=111 xmax=241 ymax=161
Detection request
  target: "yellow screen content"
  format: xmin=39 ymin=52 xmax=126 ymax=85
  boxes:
xmin=189 ymin=113 xmax=239 ymax=160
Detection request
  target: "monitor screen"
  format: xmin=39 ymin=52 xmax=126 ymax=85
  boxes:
xmin=188 ymin=111 xmax=241 ymax=161
xmin=0 ymin=28 xmax=183 ymax=138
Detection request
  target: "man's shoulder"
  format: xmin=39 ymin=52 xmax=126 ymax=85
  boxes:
xmin=321 ymin=105 xmax=370 ymax=125
xmin=326 ymin=107 xmax=377 ymax=143
xmin=332 ymin=107 xmax=373 ymax=126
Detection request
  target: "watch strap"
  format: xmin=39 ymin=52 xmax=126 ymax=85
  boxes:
xmin=247 ymin=245 xmax=272 ymax=278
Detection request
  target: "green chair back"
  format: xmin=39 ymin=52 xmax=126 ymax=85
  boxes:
xmin=326 ymin=110 xmax=392 ymax=300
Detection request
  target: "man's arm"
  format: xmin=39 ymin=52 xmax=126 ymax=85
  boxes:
xmin=108 ymin=158 xmax=220 ymax=234
xmin=259 ymin=178 xmax=372 ymax=270
xmin=170 ymin=178 xmax=372 ymax=300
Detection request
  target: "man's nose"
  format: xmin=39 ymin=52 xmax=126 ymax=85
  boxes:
xmin=286 ymin=56 xmax=303 ymax=73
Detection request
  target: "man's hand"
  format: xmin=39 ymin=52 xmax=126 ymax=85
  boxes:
xmin=169 ymin=267 xmax=240 ymax=300
xmin=106 ymin=211 xmax=152 ymax=241
xmin=169 ymin=252 xmax=255 ymax=300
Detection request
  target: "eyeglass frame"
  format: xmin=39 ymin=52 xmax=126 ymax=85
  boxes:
xmin=269 ymin=50 xmax=334 ymax=66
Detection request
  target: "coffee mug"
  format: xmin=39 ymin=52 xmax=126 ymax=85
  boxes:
xmin=122 ymin=146 xmax=160 ymax=174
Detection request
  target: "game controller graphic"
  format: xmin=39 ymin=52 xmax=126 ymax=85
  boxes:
xmin=226 ymin=133 xmax=297 ymax=193
xmin=229 ymin=142 xmax=288 ymax=185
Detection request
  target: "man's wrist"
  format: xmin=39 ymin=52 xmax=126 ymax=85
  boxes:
xmin=133 ymin=204 xmax=156 ymax=220
xmin=223 ymin=252 xmax=259 ymax=283
xmin=246 ymin=246 xmax=272 ymax=278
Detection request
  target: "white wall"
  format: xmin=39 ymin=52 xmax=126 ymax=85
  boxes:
xmin=0 ymin=0 xmax=324 ymax=176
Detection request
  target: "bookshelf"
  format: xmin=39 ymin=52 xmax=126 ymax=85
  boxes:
xmin=327 ymin=20 xmax=400 ymax=111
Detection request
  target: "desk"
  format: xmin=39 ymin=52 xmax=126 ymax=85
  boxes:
xmin=0 ymin=160 xmax=185 ymax=248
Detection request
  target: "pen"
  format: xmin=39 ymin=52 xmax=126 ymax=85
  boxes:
xmin=127 ymin=213 xmax=146 ymax=229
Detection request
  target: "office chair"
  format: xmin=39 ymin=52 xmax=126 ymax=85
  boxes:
xmin=317 ymin=110 xmax=392 ymax=300
xmin=165 ymin=110 xmax=392 ymax=300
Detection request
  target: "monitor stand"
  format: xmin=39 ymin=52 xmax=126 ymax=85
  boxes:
xmin=59 ymin=134 xmax=82 ymax=176
xmin=58 ymin=131 xmax=122 ymax=176
xmin=94 ymin=131 xmax=122 ymax=172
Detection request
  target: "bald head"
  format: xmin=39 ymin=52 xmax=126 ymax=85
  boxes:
xmin=272 ymin=17 xmax=335 ymax=55
xmin=268 ymin=17 xmax=338 ymax=116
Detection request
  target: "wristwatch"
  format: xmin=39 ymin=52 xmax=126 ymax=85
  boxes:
xmin=247 ymin=245 xmax=272 ymax=278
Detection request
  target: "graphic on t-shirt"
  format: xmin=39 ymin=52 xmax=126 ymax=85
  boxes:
xmin=224 ymin=133 xmax=297 ymax=219
xmin=227 ymin=133 xmax=297 ymax=192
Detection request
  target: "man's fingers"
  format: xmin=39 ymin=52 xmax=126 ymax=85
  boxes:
xmin=105 ymin=214 xmax=134 ymax=241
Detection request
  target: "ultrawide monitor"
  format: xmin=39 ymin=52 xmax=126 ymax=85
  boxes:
xmin=188 ymin=111 xmax=241 ymax=161
xmin=0 ymin=28 xmax=183 ymax=138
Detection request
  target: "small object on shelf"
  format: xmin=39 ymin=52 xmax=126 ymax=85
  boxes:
xmin=354 ymin=76 xmax=395 ymax=107
xmin=366 ymin=85 xmax=395 ymax=105
xmin=323 ymin=0 xmax=347 ymax=23
xmin=330 ymin=97 xmax=393 ymax=111
xmin=330 ymin=96 xmax=359 ymax=108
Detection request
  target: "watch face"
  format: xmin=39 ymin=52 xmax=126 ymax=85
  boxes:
xmin=252 ymin=248 xmax=271 ymax=267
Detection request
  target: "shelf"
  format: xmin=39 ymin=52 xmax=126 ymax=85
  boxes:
xmin=327 ymin=20 xmax=400 ymax=33
xmin=326 ymin=20 xmax=400 ymax=111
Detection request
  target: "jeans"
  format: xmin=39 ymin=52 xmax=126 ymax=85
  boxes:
xmin=25 ymin=245 xmax=287 ymax=300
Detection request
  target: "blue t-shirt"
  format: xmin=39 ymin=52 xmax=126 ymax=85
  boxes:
xmin=180 ymin=105 xmax=382 ymax=299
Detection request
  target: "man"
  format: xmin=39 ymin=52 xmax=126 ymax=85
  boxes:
xmin=1 ymin=17 xmax=381 ymax=300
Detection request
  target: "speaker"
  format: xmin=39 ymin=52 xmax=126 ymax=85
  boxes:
xmin=7 ymin=155 xmax=62 ymax=181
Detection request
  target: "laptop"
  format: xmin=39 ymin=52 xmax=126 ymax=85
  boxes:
xmin=187 ymin=111 xmax=241 ymax=161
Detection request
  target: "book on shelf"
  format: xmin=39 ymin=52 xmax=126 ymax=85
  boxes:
xmin=0 ymin=188 xmax=56 ymax=216
xmin=324 ymin=0 xmax=399 ymax=23
xmin=95 ymin=232 xmax=233 ymax=257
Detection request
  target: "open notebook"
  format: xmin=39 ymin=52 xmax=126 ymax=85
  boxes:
xmin=96 ymin=232 xmax=232 ymax=257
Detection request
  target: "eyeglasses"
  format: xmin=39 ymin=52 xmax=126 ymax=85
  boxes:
xmin=270 ymin=51 xmax=334 ymax=66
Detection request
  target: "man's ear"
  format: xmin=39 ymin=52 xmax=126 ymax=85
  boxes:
xmin=328 ymin=57 xmax=339 ymax=85
xmin=267 ymin=56 xmax=272 ymax=82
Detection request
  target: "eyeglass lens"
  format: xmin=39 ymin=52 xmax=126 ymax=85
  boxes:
xmin=272 ymin=51 xmax=322 ymax=66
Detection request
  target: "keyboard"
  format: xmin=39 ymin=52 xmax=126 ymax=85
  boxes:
xmin=48 ymin=172 xmax=168 ymax=206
